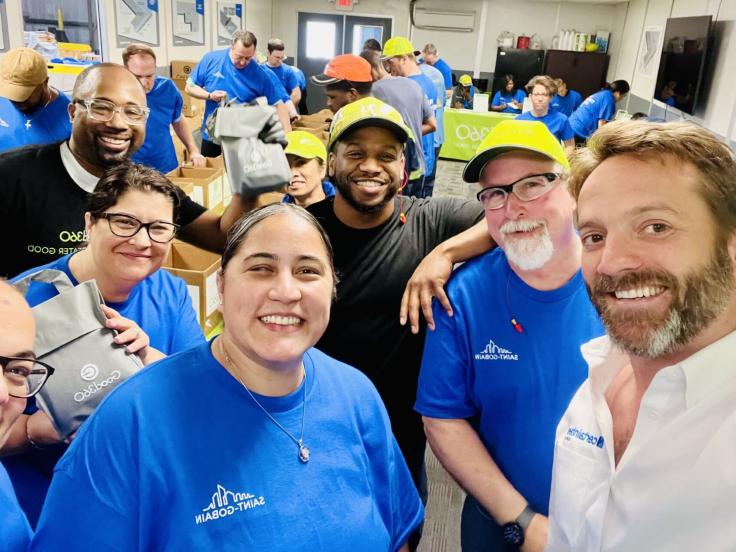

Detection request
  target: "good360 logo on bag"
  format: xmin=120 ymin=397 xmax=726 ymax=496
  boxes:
xmin=73 ymin=365 xmax=122 ymax=403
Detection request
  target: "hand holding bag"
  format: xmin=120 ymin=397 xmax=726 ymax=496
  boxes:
xmin=14 ymin=269 xmax=144 ymax=438
xmin=208 ymin=100 xmax=291 ymax=198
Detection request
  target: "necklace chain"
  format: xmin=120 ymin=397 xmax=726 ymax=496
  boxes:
xmin=221 ymin=340 xmax=310 ymax=463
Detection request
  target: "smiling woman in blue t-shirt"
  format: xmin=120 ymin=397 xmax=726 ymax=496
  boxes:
xmin=5 ymin=163 xmax=204 ymax=527
xmin=30 ymin=204 xmax=423 ymax=551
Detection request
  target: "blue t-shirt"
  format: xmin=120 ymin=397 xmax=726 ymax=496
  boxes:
xmin=419 ymin=63 xmax=446 ymax=147
xmin=568 ymin=89 xmax=616 ymax=140
xmin=550 ymin=89 xmax=582 ymax=117
xmin=263 ymin=63 xmax=299 ymax=94
xmin=432 ymin=58 xmax=453 ymax=90
xmin=6 ymin=253 xmax=205 ymax=527
xmin=291 ymin=65 xmax=307 ymax=91
xmin=0 ymin=92 xmax=71 ymax=153
xmin=415 ymin=249 xmax=604 ymax=515
xmin=131 ymin=76 xmax=183 ymax=173
xmin=31 ymin=342 xmax=424 ymax=551
xmin=189 ymin=50 xmax=285 ymax=141
xmin=408 ymin=73 xmax=438 ymax=177
xmin=516 ymin=110 xmax=574 ymax=142
xmin=452 ymin=85 xmax=476 ymax=110
xmin=282 ymin=179 xmax=336 ymax=204
xmin=0 ymin=462 xmax=32 ymax=550
xmin=492 ymin=89 xmax=526 ymax=114
xmin=263 ymin=66 xmax=291 ymax=104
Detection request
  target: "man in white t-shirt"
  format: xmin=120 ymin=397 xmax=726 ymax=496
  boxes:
xmin=546 ymin=120 xmax=736 ymax=551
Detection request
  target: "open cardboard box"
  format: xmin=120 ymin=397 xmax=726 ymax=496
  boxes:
xmin=167 ymin=166 xmax=224 ymax=210
xmin=163 ymin=241 xmax=222 ymax=334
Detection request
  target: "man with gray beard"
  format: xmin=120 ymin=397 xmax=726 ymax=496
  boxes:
xmin=547 ymin=121 xmax=736 ymax=551
xmin=415 ymin=120 xmax=603 ymax=551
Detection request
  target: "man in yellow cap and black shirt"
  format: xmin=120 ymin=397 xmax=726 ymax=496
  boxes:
xmin=415 ymin=119 xmax=603 ymax=551
xmin=0 ymin=47 xmax=71 ymax=153
xmin=306 ymin=96 xmax=492 ymax=550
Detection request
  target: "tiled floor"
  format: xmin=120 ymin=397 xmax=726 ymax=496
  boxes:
xmin=417 ymin=157 xmax=474 ymax=552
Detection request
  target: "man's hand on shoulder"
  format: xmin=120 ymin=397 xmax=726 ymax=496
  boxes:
xmin=400 ymin=247 xmax=454 ymax=334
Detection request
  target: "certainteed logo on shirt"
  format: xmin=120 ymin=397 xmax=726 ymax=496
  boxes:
xmin=474 ymin=339 xmax=519 ymax=361
xmin=0 ymin=117 xmax=8 ymax=128
xmin=564 ymin=426 xmax=605 ymax=448
xmin=195 ymin=484 xmax=266 ymax=525
xmin=214 ymin=71 xmax=225 ymax=79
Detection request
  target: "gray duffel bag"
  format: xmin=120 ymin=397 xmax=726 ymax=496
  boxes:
xmin=14 ymin=269 xmax=144 ymax=438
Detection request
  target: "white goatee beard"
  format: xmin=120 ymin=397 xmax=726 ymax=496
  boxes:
xmin=501 ymin=219 xmax=554 ymax=271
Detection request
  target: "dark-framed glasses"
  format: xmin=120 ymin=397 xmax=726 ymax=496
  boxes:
xmin=2 ymin=355 xmax=55 ymax=399
xmin=97 ymin=213 xmax=179 ymax=243
xmin=76 ymin=98 xmax=150 ymax=125
xmin=477 ymin=172 xmax=560 ymax=210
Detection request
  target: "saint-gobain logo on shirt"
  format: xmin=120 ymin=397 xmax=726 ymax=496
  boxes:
xmin=80 ymin=363 xmax=99 ymax=381
xmin=565 ymin=426 xmax=605 ymax=448
xmin=474 ymin=339 xmax=519 ymax=361
xmin=195 ymin=484 xmax=266 ymax=525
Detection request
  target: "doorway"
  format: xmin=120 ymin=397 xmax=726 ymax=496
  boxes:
xmin=296 ymin=12 xmax=392 ymax=114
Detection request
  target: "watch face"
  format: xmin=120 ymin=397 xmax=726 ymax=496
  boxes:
xmin=502 ymin=522 xmax=524 ymax=546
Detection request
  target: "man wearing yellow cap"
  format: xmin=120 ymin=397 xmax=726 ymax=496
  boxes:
xmin=307 ymin=96 xmax=489 ymax=550
xmin=451 ymin=75 xmax=477 ymax=110
xmin=382 ymin=37 xmax=438 ymax=198
xmin=0 ymin=47 xmax=71 ymax=153
xmin=282 ymin=130 xmax=335 ymax=207
xmin=415 ymin=120 xmax=603 ymax=551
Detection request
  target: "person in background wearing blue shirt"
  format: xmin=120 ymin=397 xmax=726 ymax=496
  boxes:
xmin=263 ymin=38 xmax=301 ymax=120
xmin=517 ymin=75 xmax=574 ymax=156
xmin=415 ymin=119 xmax=603 ymax=551
xmin=0 ymin=47 xmax=71 ymax=153
xmin=30 ymin=204 xmax=423 ymax=551
xmin=418 ymin=56 xmax=446 ymax=174
xmin=3 ymin=163 xmax=205 ymax=528
xmin=568 ymin=79 xmax=629 ymax=143
xmin=290 ymin=63 xmax=309 ymax=115
xmin=282 ymin=130 xmax=335 ymax=207
xmin=491 ymin=74 xmax=526 ymax=114
xmin=123 ymin=44 xmax=205 ymax=173
xmin=421 ymin=43 xmax=453 ymax=98
xmin=451 ymin=74 xmax=477 ymax=110
xmin=550 ymin=78 xmax=582 ymax=116
xmin=185 ymin=30 xmax=291 ymax=158
xmin=383 ymin=37 xmax=438 ymax=198
xmin=0 ymin=282 xmax=54 ymax=551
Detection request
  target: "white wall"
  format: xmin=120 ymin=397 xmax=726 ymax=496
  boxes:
xmin=619 ymin=0 xmax=736 ymax=138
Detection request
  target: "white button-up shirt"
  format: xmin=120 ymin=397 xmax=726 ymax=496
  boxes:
xmin=546 ymin=331 xmax=736 ymax=552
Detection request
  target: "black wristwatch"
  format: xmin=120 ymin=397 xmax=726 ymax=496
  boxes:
xmin=502 ymin=504 xmax=536 ymax=547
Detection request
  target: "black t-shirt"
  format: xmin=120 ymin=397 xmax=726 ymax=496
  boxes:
xmin=0 ymin=142 xmax=207 ymax=278
xmin=308 ymin=196 xmax=483 ymax=456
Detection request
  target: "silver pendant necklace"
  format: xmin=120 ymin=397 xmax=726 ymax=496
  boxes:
xmin=222 ymin=342 xmax=310 ymax=463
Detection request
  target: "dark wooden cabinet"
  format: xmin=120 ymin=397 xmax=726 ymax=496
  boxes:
xmin=543 ymin=50 xmax=610 ymax=99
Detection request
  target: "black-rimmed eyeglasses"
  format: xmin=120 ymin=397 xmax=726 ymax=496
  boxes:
xmin=75 ymin=98 xmax=150 ymax=125
xmin=2 ymin=355 xmax=55 ymax=399
xmin=96 ymin=213 xmax=179 ymax=243
xmin=476 ymin=172 xmax=560 ymax=210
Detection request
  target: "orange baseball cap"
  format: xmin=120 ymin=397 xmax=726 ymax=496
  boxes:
xmin=0 ymin=48 xmax=48 ymax=102
xmin=311 ymin=54 xmax=372 ymax=86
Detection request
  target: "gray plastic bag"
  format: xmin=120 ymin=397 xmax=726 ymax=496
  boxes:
xmin=14 ymin=270 xmax=144 ymax=438
xmin=208 ymin=100 xmax=291 ymax=198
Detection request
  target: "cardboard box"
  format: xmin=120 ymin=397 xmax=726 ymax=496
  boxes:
xmin=167 ymin=166 xmax=224 ymax=210
xmin=171 ymin=59 xmax=199 ymax=80
xmin=163 ymin=241 xmax=222 ymax=334
xmin=173 ymin=77 xmax=205 ymax=118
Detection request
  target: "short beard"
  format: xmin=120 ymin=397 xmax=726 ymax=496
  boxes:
xmin=501 ymin=219 xmax=554 ymax=271
xmin=588 ymin=243 xmax=735 ymax=359
xmin=333 ymin=174 xmax=399 ymax=215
